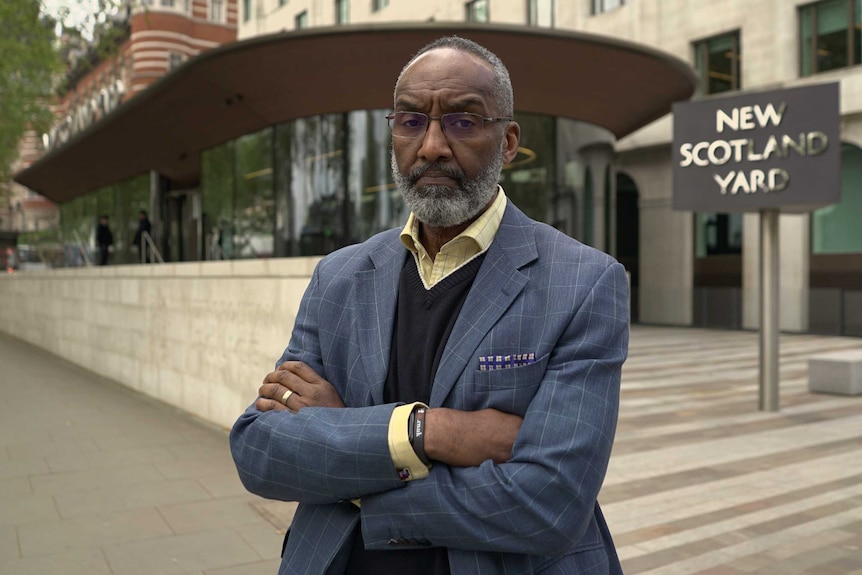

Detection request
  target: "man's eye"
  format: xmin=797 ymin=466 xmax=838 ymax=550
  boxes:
xmin=449 ymin=116 xmax=478 ymax=129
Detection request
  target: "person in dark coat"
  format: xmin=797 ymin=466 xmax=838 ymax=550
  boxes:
xmin=96 ymin=215 xmax=113 ymax=266
xmin=133 ymin=210 xmax=153 ymax=262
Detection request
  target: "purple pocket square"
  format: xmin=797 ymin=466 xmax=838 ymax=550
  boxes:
xmin=478 ymin=353 xmax=536 ymax=371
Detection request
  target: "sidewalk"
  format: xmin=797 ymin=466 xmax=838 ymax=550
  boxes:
xmin=1 ymin=326 xmax=861 ymax=574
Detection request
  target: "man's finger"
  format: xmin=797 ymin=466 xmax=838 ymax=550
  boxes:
xmin=255 ymin=396 xmax=287 ymax=412
xmin=277 ymin=361 xmax=324 ymax=384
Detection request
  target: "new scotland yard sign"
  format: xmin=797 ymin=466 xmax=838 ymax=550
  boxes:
xmin=672 ymin=83 xmax=840 ymax=213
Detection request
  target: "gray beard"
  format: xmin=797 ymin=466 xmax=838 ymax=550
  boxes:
xmin=392 ymin=146 xmax=504 ymax=228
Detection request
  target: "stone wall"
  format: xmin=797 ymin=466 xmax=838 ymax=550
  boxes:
xmin=0 ymin=258 xmax=320 ymax=429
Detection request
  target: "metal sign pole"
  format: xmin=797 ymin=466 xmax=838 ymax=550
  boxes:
xmin=759 ymin=209 xmax=780 ymax=411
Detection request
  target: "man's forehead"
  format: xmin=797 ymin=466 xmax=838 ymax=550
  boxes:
xmin=399 ymin=47 xmax=492 ymax=81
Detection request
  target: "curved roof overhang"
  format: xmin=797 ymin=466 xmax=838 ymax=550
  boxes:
xmin=15 ymin=22 xmax=697 ymax=203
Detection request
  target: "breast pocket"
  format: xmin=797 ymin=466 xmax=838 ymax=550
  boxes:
xmin=465 ymin=353 xmax=550 ymax=415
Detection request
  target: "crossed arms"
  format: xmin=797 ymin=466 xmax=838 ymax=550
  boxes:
xmin=230 ymin=259 xmax=629 ymax=555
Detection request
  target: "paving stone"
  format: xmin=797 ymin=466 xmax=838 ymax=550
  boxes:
xmin=17 ymin=507 xmax=174 ymax=557
xmin=204 ymin=559 xmax=283 ymax=575
xmin=29 ymin=463 xmax=166 ymax=495
xmin=44 ymin=445 xmax=177 ymax=473
xmin=103 ymin=528 xmax=260 ymax=575
xmin=0 ymin=495 xmax=59 ymax=527
xmin=0 ymin=525 xmax=18 ymax=561
xmin=0 ymin=547 xmax=112 ymax=575
xmin=234 ymin=521 xmax=288 ymax=561
xmin=0 ymin=476 xmax=32 ymax=500
xmin=53 ymin=478 xmax=212 ymax=519
xmin=5 ymin=438 xmax=100 ymax=461
xmin=0 ymin=458 xmax=49 ymax=481
xmin=158 ymin=496 xmax=268 ymax=534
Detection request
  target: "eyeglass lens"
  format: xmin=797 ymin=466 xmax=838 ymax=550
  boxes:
xmin=389 ymin=112 xmax=485 ymax=139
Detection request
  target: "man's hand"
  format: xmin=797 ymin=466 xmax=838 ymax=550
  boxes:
xmin=256 ymin=361 xmax=345 ymax=413
xmin=424 ymin=408 xmax=523 ymax=467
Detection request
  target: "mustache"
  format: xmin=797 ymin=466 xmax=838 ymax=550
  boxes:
xmin=406 ymin=162 xmax=465 ymax=186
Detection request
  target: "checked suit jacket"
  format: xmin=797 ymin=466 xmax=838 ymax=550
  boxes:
xmin=230 ymin=202 xmax=630 ymax=574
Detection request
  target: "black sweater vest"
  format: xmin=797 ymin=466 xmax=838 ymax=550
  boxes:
xmin=345 ymin=253 xmax=485 ymax=575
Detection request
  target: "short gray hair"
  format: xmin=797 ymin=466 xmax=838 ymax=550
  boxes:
xmin=395 ymin=36 xmax=514 ymax=116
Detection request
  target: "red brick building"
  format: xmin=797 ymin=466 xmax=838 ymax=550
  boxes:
xmin=6 ymin=1 xmax=238 ymax=234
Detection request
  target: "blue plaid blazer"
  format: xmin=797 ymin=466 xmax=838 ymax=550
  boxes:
xmin=231 ymin=203 xmax=629 ymax=574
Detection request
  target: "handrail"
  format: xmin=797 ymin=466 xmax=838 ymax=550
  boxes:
xmin=206 ymin=231 xmax=225 ymax=260
xmin=140 ymin=230 xmax=165 ymax=264
xmin=72 ymin=232 xmax=92 ymax=266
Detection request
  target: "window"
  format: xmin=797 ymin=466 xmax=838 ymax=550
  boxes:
xmin=465 ymin=0 xmax=488 ymax=22
xmin=295 ymin=10 xmax=308 ymax=28
xmin=812 ymin=143 xmax=862 ymax=254
xmin=591 ymin=0 xmax=623 ymax=15
xmin=209 ymin=0 xmax=224 ymax=22
xmin=161 ymin=0 xmax=175 ymax=7
xmin=168 ymin=52 xmax=186 ymax=71
xmin=695 ymin=213 xmax=743 ymax=256
xmin=800 ymin=0 xmax=862 ymax=76
xmin=335 ymin=0 xmax=349 ymax=24
xmin=243 ymin=0 xmax=251 ymax=21
xmin=279 ymin=0 xmax=287 ymax=6
xmin=528 ymin=0 xmax=553 ymax=26
xmin=372 ymin=0 xmax=388 ymax=12
xmin=693 ymin=31 xmax=741 ymax=95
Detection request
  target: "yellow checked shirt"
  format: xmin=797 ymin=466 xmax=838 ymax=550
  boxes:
xmin=386 ymin=187 xmax=508 ymax=481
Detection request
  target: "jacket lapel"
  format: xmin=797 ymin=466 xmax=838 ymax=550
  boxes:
xmin=430 ymin=205 xmax=539 ymax=407
xmin=354 ymin=231 xmax=404 ymax=406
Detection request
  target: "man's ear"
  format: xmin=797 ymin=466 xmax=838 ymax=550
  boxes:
xmin=502 ymin=121 xmax=521 ymax=164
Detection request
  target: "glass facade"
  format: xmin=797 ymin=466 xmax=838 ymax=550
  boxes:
xmin=500 ymin=114 xmax=556 ymax=224
xmin=812 ymin=143 xmax=862 ymax=254
xmin=196 ymin=111 xmax=585 ymax=261
xmin=50 ymin=112 xmax=693 ymax=270
xmin=58 ymin=173 xmax=150 ymax=266
xmin=203 ymin=111 xmax=398 ymax=259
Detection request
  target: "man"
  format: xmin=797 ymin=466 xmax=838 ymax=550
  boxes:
xmin=231 ymin=36 xmax=629 ymax=574
xmin=95 ymin=215 xmax=113 ymax=266
xmin=133 ymin=210 xmax=152 ymax=262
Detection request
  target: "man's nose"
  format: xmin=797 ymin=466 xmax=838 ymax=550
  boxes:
xmin=417 ymin=118 xmax=453 ymax=162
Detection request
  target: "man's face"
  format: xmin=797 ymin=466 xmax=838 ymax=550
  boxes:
xmin=391 ymin=48 xmax=519 ymax=228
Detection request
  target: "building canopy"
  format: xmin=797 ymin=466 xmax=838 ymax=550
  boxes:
xmin=16 ymin=22 xmax=697 ymax=203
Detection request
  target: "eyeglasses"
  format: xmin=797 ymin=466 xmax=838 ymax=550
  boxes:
xmin=386 ymin=112 xmax=512 ymax=140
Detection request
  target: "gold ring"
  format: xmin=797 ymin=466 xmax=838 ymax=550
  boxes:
xmin=281 ymin=389 xmax=293 ymax=405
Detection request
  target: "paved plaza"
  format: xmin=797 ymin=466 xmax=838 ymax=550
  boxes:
xmin=1 ymin=325 xmax=861 ymax=574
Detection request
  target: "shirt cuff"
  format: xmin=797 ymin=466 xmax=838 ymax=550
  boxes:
xmin=388 ymin=402 xmax=431 ymax=481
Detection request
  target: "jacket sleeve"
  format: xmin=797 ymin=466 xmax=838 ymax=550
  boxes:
xmin=358 ymin=262 xmax=629 ymax=556
xmin=229 ymin=263 xmax=406 ymax=504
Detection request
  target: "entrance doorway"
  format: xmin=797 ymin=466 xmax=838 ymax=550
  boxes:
xmin=162 ymin=189 xmax=201 ymax=262
xmin=616 ymin=172 xmax=639 ymax=322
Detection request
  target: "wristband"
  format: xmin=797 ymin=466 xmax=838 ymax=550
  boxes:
xmin=388 ymin=403 xmax=430 ymax=481
xmin=409 ymin=406 xmax=430 ymax=466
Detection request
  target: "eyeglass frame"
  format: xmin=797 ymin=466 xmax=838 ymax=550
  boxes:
xmin=385 ymin=111 xmax=513 ymax=140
